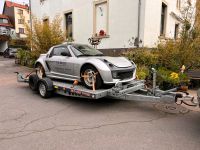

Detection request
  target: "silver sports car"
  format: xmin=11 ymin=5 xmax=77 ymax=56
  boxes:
xmin=35 ymin=43 xmax=136 ymax=89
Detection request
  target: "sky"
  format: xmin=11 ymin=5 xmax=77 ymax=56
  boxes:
xmin=0 ymin=0 xmax=29 ymax=14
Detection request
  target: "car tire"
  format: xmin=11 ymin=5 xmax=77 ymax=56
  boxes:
xmin=3 ymin=53 xmax=9 ymax=58
xmin=36 ymin=64 xmax=46 ymax=79
xmin=38 ymin=78 xmax=54 ymax=99
xmin=29 ymin=74 xmax=39 ymax=91
xmin=81 ymin=65 xmax=103 ymax=90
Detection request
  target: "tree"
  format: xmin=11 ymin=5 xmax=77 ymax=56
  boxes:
xmin=26 ymin=15 xmax=65 ymax=58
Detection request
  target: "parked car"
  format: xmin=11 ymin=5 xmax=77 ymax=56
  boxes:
xmin=35 ymin=43 xmax=136 ymax=89
xmin=3 ymin=48 xmax=18 ymax=58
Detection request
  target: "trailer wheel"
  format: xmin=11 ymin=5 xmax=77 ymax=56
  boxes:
xmin=29 ymin=74 xmax=39 ymax=91
xmin=38 ymin=78 xmax=54 ymax=98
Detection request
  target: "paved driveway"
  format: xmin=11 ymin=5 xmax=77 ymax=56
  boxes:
xmin=0 ymin=57 xmax=200 ymax=150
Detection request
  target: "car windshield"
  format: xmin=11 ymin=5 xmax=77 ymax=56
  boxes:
xmin=71 ymin=44 xmax=104 ymax=57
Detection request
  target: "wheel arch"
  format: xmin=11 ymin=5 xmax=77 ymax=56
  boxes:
xmin=34 ymin=62 xmax=42 ymax=68
xmin=80 ymin=61 xmax=112 ymax=84
xmin=34 ymin=60 xmax=49 ymax=73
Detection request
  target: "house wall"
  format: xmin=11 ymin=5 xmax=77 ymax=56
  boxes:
xmin=31 ymin=0 xmax=190 ymax=49
xmin=143 ymin=0 xmax=183 ymax=47
xmin=31 ymin=0 xmax=145 ymax=49
xmin=14 ymin=7 xmax=30 ymax=38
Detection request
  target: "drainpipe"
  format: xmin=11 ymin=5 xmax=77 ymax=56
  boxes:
xmin=137 ymin=0 xmax=141 ymax=48
xmin=29 ymin=0 xmax=33 ymax=51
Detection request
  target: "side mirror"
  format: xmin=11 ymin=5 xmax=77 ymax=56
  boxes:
xmin=61 ymin=52 xmax=70 ymax=57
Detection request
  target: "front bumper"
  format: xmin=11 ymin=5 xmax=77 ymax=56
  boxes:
xmin=103 ymin=66 xmax=136 ymax=84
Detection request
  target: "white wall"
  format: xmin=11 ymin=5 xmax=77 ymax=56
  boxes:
xmin=31 ymin=0 xmax=190 ymax=48
xmin=31 ymin=0 xmax=142 ymax=49
xmin=143 ymin=0 xmax=184 ymax=47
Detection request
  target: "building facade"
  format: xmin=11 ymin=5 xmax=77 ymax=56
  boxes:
xmin=3 ymin=1 xmax=30 ymax=39
xmin=31 ymin=0 xmax=191 ymax=49
xmin=0 ymin=14 xmax=13 ymax=53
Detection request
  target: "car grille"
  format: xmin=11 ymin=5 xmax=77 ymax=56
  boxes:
xmin=113 ymin=69 xmax=134 ymax=80
xmin=117 ymin=71 xmax=133 ymax=80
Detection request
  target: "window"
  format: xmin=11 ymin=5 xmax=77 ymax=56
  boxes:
xmin=65 ymin=12 xmax=73 ymax=39
xmin=18 ymin=9 xmax=23 ymax=15
xmin=51 ymin=47 xmax=71 ymax=57
xmin=94 ymin=0 xmax=109 ymax=37
xmin=0 ymin=18 xmax=9 ymax=24
xmin=18 ymin=19 xmax=24 ymax=24
xmin=19 ymin=28 xmax=25 ymax=34
xmin=174 ymin=23 xmax=179 ymax=39
xmin=160 ymin=2 xmax=167 ymax=36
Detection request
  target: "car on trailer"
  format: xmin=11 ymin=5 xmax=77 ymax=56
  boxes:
xmin=35 ymin=43 xmax=137 ymax=90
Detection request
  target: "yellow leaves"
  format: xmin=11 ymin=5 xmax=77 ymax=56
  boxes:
xmin=25 ymin=15 xmax=65 ymax=58
xmin=170 ymin=72 xmax=179 ymax=80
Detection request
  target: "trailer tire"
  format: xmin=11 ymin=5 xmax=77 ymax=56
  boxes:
xmin=29 ymin=74 xmax=39 ymax=91
xmin=38 ymin=78 xmax=54 ymax=98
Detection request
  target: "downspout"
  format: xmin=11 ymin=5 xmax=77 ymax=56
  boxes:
xmin=29 ymin=0 xmax=33 ymax=51
xmin=137 ymin=0 xmax=141 ymax=48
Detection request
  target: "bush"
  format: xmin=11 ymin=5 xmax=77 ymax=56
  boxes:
xmin=136 ymin=65 xmax=150 ymax=80
xmin=16 ymin=16 xmax=65 ymax=68
xmin=156 ymin=67 xmax=190 ymax=90
xmin=26 ymin=15 xmax=65 ymax=58
xmin=124 ymin=48 xmax=158 ymax=68
xmin=16 ymin=49 xmax=36 ymax=67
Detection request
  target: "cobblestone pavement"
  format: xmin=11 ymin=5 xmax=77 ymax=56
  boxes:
xmin=0 ymin=57 xmax=200 ymax=150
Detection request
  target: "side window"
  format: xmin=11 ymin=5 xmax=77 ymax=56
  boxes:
xmin=51 ymin=47 xmax=71 ymax=57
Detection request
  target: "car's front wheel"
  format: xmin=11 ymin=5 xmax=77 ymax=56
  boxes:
xmin=81 ymin=65 xmax=103 ymax=90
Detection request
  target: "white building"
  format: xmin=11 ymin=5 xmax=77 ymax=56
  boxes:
xmin=31 ymin=0 xmax=191 ymax=50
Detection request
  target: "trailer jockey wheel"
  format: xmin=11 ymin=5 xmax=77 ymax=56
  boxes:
xmin=38 ymin=78 xmax=54 ymax=98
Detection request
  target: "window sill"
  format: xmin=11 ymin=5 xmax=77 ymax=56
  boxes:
xmin=92 ymin=35 xmax=110 ymax=39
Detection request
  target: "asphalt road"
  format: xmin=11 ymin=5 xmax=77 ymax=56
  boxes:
xmin=0 ymin=57 xmax=200 ymax=150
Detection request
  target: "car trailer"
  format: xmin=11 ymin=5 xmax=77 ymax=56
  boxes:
xmin=15 ymin=69 xmax=200 ymax=108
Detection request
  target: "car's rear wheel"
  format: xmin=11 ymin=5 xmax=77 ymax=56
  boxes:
xmin=36 ymin=64 xmax=46 ymax=79
xmin=81 ymin=65 xmax=103 ymax=90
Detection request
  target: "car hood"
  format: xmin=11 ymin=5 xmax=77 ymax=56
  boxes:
xmin=100 ymin=56 xmax=132 ymax=68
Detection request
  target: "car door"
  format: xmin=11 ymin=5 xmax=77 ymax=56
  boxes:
xmin=46 ymin=46 xmax=74 ymax=79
